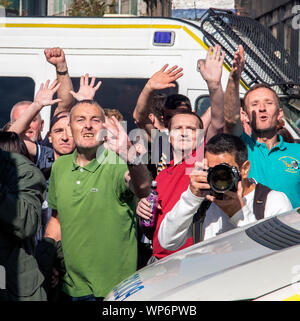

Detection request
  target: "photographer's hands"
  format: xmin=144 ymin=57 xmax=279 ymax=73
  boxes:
xmin=206 ymin=181 xmax=245 ymax=217
xmin=189 ymin=160 xmax=210 ymax=198
xmin=190 ymin=159 xmax=245 ymax=217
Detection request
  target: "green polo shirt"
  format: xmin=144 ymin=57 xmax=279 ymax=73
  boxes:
xmin=48 ymin=148 xmax=137 ymax=298
xmin=241 ymin=133 xmax=300 ymax=208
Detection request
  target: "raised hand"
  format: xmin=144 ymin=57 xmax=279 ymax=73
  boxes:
xmin=70 ymin=73 xmax=102 ymax=101
xmin=146 ymin=64 xmax=183 ymax=91
xmin=34 ymin=79 xmax=62 ymax=107
xmin=198 ymin=44 xmax=225 ymax=88
xmin=44 ymin=47 xmax=67 ymax=71
xmin=103 ymin=116 xmax=131 ymax=161
xmin=231 ymin=45 xmax=245 ymax=82
xmin=189 ymin=160 xmax=210 ymax=197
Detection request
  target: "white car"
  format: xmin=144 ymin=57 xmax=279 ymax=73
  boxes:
xmin=105 ymin=207 xmax=300 ymax=301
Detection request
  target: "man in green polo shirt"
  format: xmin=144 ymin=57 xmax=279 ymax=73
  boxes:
xmin=47 ymin=100 xmax=151 ymax=300
xmin=224 ymin=45 xmax=300 ymax=208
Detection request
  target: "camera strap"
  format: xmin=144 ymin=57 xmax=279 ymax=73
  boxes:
xmin=192 ymin=199 xmax=211 ymax=244
xmin=253 ymin=183 xmax=272 ymax=220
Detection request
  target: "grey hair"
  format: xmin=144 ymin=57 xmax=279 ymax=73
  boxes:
xmin=70 ymin=100 xmax=106 ymax=122
xmin=10 ymin=100 xmax=36 ymax=121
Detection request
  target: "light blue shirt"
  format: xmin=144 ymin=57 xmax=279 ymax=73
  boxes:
xmin=241 ymin=133 xmax=300 ymax=209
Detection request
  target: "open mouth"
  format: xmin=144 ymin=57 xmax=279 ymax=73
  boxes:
xmin=178 ymin=138 xmax=192 ymax=143
xmin=83 ymin=133 xmax=94 ymax=138
xmin=259 ymin=115 xmax=268 ymax=121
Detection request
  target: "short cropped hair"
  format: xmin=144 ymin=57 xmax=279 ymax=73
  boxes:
xmin=10 ymin=101 xmax=34 ymax=121
xmin=243 ymin=83 xmax=280 ymax=110
xmin=205 ymin=133 xmax=248 ymax=168
xmin=70 ymin=99 xmax=105 ymax=122
xmin=104 ymin=108 xmax=124 ymax=121
xmin=164 ymin=94 xmax=192 ymax=111
xmin=168 ymin=110 xmax=203 ymax=132
xmin=50 ymin=111 xmax=70 ymax=132
xmin=149 ymin=93 xmax=167 ymax=118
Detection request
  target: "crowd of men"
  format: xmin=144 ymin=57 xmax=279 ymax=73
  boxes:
xmin=0 ymin=44 xmax=299 ymax=301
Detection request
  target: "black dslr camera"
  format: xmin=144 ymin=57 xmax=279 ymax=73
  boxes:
xmin=206 ymin=163 xmax=241 ymax=200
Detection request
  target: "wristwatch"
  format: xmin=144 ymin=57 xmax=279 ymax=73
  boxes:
xmin=56 ymin=69 xmax=68 ymax=75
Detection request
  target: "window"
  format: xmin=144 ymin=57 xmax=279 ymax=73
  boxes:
xmin=71 ymin=77 xmax=178 ymax=132
xmin=0 ymin=77 xmax=35 ymax=129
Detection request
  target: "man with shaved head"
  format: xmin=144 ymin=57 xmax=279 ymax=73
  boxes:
xmin=10 ymin=100 xmax=44 ymax=142
xmin=47 ymin=99 xmax=151 ymax=301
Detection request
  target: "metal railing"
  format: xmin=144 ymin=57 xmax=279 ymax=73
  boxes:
xmin=198 ymin=8 xmax=300 ymax=95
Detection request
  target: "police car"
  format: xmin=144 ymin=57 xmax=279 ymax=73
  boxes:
xmin=105 ymin=207 xmax=300 ymax=301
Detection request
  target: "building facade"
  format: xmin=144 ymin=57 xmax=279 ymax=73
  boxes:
xmin=1 ymin=0 xmax=180 ymax=17
xmin=48 ymin=0 xmax=147 ymax=16
xmin=235 ymin=0 xmax=300 ymax=65
xmin=172 ymin=0 xmax=235 ymax=20
xmin=3 ymin=0 xmax=47 ymax=16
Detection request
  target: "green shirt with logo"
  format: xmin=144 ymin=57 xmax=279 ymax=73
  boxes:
xmin=48 ymin=148 xmax=137 ymax=298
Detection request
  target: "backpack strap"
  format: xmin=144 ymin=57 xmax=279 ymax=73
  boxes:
xmin=253 ymin=183 xmax=272 ymax=220
xmin=192 ymin=199 xmax=211 ymax=244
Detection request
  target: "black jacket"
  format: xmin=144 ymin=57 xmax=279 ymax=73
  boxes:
xmin=0 ymin=150 xmax=47 ymax=301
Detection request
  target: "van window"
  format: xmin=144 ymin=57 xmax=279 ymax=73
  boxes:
xmin=0 ymin=77 xmax=35 ymax=128
xmin=71 ymin=78 xmax=178 ymax=131
xmin=195 ymin=95 xmax=210 ymax=117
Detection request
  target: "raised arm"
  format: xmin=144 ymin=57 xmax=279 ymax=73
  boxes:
xmin=8 ymin=80 xmax=61 ymax=157
xmin=224 ymin=45 xmax=245 ymax=135
xmin=44 ymin=47 xmax=75 ymax=114
xmin=133 ymin=64 xmax=183 ymax=142
xmin=69 ymin=73 xmax=102 ymax=101
xmin=104 ymin=116 xmax=151 ymax=198
xmin=198 ymin=45 xmax=225 ymax=141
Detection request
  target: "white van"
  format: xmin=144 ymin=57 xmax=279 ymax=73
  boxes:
xmin=0 ymin=16 xmax=228 ymax=136
xmin=0 ymin=12 xmax=299 ymax=139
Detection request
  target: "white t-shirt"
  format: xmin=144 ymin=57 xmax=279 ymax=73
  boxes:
xmin=158 ymin=185 xmax=293 ymax=251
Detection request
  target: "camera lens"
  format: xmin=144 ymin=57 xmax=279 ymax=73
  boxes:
xmin=207 ymin=163 xmax=240 ymax=194
xmin=210 ymin=166 xmax=233 ymax=192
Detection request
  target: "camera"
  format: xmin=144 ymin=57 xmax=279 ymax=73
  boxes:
xmin=206 ymin=163 xmax=241 ymax=200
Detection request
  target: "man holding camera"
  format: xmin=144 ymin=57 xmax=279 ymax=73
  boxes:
xmin=157 ymin=133 xmax=292 ymax=250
